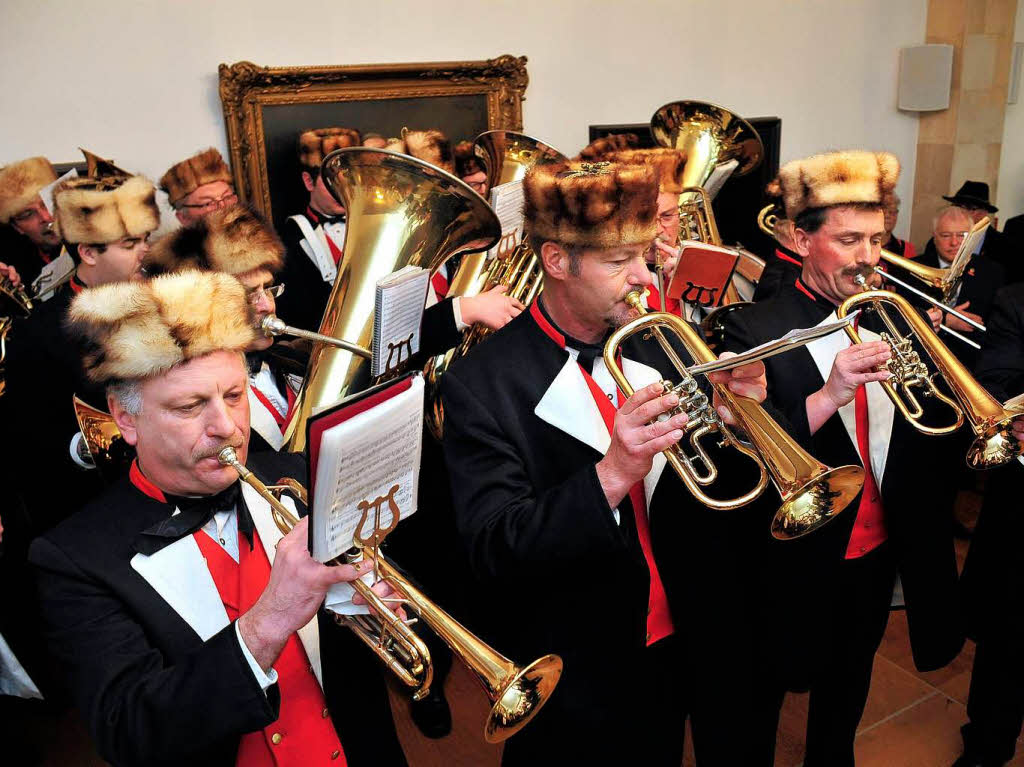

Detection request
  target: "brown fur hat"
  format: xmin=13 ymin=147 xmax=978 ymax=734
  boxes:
xmin=298 ymin=128 xmax=362 ymax=170
xmin=145 ymin=205 xmax=284 ymax=277
xmin=160 ymin=148 xmax=233 ymax=205
xmin=524 ymin=161 xmax=659 ymax=248
xmin=402 ymin=129 xmax=455 ymax=174
xmin=454 ymin=140 xmax=485 ymax=179
xmin=66 ymin=270 xmax=255 ymax=385
xmin=0 ymin=157 xmax=58 ymax=224
xmin=774 ymin=150 xmax=900 ymax=220
xmin=576 ymin=133 xmax=641 ymax=161
xmin=602 ymin=149 xmax=687 ymax=194
xmin=54 ymin=175 xmax=160 ymax=244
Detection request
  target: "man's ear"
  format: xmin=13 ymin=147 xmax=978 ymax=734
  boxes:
xmin=78 ymin=243 xmax=97 ymax=267
xmin=301 ymin=171 xmax=315 ymax=193
xmin=108 ymin=393 xmax=140 ymax=447
xmin=174 ymin=208 xmax=188 ymax=225
xmin=539 ymin=241 xmax=568 ymax=283
xmin=793 ymin=228 xmax=813 ymax=258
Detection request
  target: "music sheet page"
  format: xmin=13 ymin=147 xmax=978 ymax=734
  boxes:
xmin=371 ymin=267 xmax=430 ymax=377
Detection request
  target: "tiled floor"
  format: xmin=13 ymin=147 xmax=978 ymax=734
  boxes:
xmin=19 ymin=490 xmax=1024 ymax=766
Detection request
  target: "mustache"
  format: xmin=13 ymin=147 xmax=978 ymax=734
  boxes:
xmin=193 ymin=440 xmax=244 ymax=462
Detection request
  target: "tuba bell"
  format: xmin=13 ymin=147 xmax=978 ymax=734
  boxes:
xmin=837 ymin=284 xmax=1024 ymax=469
xmin=283 ymin=148 xmax=501 ymax=452
xmin=604 ymin=291 xmax=864 ymax=539
xmin=423 ymin=132 xmax=568 ymax=438
xmin=217 ymin=447 xmax=562 ymax=743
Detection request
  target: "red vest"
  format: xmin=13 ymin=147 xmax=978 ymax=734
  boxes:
xmin=193 ymin=531 xmax=347 ymax=766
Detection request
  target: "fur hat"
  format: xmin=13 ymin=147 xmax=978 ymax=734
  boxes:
xmin=145 ymin=205 xmax=284 ymax=277
xmin=524 ymin=161 xmax=659 ymax=248
xmin=66 ymin=270 xmax=255 ymax=385
xmin=54 ymin=175 xmax=160 ymax=244
xmin=160 ymin=148 xmax=233 ymax=205
xmin=0 ymin=157 xmax=58 ymax=224
xmin=402 ymin=129 xmax=455 ymax=174
xmin=601 ymin=149 xmax=687 ymax=194
xmin=454 ymin=140 xmax=485 ymax=179
xmin=773 ymin=150 xmax=900 ymax=220
xmin=576 ymin=133 xmax=641 ymax=161
xmin=298 ymin=128 xmax=362 ymax=170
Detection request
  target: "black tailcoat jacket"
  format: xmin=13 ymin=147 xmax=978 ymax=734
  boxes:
xmin=724 ymin=279 xmax=964 ymax=677
xmin=961 ymin=284 xmax=1024 ymax=638
xmin=28 ymin=451 xmax=406 ymax=767
xmin=441 ymin=304 xmax=776 ymax=764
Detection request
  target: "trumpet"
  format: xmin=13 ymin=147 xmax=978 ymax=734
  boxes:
xmin=604 ymin=292 xmax=864 ymax=539
xmin=217 ymin=446 xmax=562 ymax=743
xmin=837 ymin=283 xmax=1024 ymax=468
xmin=0 ymin=272 xmax=32 ymax=318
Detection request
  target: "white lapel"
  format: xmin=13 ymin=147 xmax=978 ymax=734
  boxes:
xmin=289 ymin=214 xmax=337 ymax=285
xmin=129 ymin=529 xmax=228 ymax=642
xmin=618 ymin=356 xmax=669 ymax=510
xmin=804 ymin=311 xmax=894 ymax=482
xmin=247 ymin=385 xmax=284 ymax=452
xmin=241 ymin=482 xmax=323 ymax=689
xmin=534 ymin=356 xmax=610 ymax=455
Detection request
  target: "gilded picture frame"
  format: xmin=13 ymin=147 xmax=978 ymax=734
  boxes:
xmin=218 ymin=56 xmax=528 ymax=230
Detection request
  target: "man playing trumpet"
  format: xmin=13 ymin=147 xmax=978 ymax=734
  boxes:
xmin=724 ymin=150 xmax=964 ymax=765
xmin=441 ymin=160 xmax=772 ymax=765
xmin=29 ymin=270 xmax=408 ymax=766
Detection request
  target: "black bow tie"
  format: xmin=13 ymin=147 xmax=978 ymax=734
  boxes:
xmin=567 ymin=337 xmax=606 ymax=375
xmin=319 ymin=213 xmax=346 ymax=226
xmin=134 ymin=483 xmax=253 ymax=556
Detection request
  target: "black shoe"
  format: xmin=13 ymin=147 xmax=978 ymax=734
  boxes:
xmin=953 ymin=519 xmax=974 ymax=540
xmin=409 ymin=687 xmax=452 ymax=739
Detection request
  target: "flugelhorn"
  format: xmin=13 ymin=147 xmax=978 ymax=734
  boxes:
xmin=217 ymin=447 xmax=562 ymax=743
xmin=604 ymin=292 xmax=863 ymax=539
xmin=260 ymin=315 xmax=371 ymax=359
xmin=838 ymin=283 xmax=1024 ymax=469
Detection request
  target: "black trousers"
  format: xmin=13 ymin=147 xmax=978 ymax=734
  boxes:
xmin=962 ymin=631 xmax=1024 ymax=765
xmin=751 ymin=542 xmax=897 ymax=767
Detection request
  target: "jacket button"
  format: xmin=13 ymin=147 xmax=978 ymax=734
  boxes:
xmin=322 ymin=707 xmax=329 ymax=718
xmin=331 ymin=750 xmax=341 ymax=760
xmin=271 ymin=733 xmax=283 ymax=745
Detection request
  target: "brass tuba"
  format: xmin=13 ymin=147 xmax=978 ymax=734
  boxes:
xmin=604 ymin=292 xmax=864 ymax=539
xmin=217 ymin=447 xmax=562 ymax=743
xmin=423 ymin=131 xmax=568 ymax=438
xmin=837 ymin=286 xmax=1024 ymax=469
xmin=283 ymin=148 xmax=501 ymax=452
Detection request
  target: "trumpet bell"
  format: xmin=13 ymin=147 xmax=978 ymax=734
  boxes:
xmin=966 ymin=396 xmax=1024 ymax=469
xmin=485 ymin=653 xmax=563 ymax=743
xmin=771 ymin=465 xmax=865 ymax=541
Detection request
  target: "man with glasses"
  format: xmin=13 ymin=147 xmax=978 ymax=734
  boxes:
xmin=0 ymin=156 xmax=64 ymax=291
xmin=160 ymin=148 xmax=238 ymax=227
xmin=146 ymin=205 xmax=300 ymax=453
xmin=943 ymin=181 xmax=1021 ymax=284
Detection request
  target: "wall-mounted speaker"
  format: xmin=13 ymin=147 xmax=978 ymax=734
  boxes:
xmin=898 ymin=44 xmax=954 ymax=112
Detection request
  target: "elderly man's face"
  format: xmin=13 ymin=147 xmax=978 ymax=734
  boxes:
xmin=114 ymin=350 xmax=250 ymax=496
xmin=175 ymin=181 xmax=238 ymax=226
xmin=10 ymin=196 xmax=60 ymax=250
xmin=656 ymin=192 xmax=682 ymax=247
xmin=238 ymin=267 xmax=277 ymax=352
xmin=934 ymin=210 xmax=972 ymax=263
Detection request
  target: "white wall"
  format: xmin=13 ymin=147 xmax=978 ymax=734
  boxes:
xmin=997 ymin=2 xmax=1024 ymax=220
xmin=0 ymin=0 xmax=926 ymax=238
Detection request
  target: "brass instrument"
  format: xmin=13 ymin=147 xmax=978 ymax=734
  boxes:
xmin=283 ymin=148 xmax=501 ymax=452
xmin=423 ymin=132 xmax=568 ymax=438
xmin=72 ymin=396 xmax=134 ymax=480
xmin=757 ymin=204 xmax=779 ymax=238
xmin=837 ymin=285 xmax=1024 ymax=469
xmin=0 ymin=273 xmax=33 ymax=318
xmin=0 ymin=317 xmax=11 ymax=397
xmin=260 ymin=315 xmax=371 ymax=359
xmin=604 ymin=291 xmax=864 ymax=539
xmin=217 ymin=446 xmax=562 ymax=743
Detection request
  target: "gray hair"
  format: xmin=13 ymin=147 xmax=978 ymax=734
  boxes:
xmin=107 ymin=379 xmax=143 ymax=416
xmin=933 ymin=204 xmax=972 ymax=232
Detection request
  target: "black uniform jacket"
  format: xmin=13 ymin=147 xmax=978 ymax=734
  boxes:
xmin=915 ymin=240 xmax=1006 ymax=321
xmin=4 ymin=282 xmax=107 ymax=534
xmin=441 ymin=302 xmax=775 ymax=761
xmin=724 ymin=278 xmax=964 ymax=675
xmin=961 ymin=284 xmax=1024 ymax=637
xmin=28 ymin=451 xmax=406 ymax=767
xmin=753 ymin=244 xmax=802 ymax=301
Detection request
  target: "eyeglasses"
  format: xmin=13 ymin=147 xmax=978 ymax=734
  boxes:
xmin=658 ymin=210 xmax=681 ymax=225
xmin=936 ymin=231 xmax=968 ymax=242
xmin=179 ymin=190 xmax=239 ymax=212
xmin=246 ymin=283 xmax=285 ymax=304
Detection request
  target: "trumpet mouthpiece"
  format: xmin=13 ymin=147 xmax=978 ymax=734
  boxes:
xmin=217 ymin=446 xmax=239 ymax=466
xmin=260 ymin=315 xmax=286 ymax=337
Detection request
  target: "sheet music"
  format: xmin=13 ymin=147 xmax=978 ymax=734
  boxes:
xmin=311 ymin=375 xmax=424 ymax=563
xmin=40 ymin=168 xmax=77 ymax=216
xmin=371 ymin=266 xmax=430 ymax=377
xmin=488 ymin=180 xmax=525 ymax=259
xmin=31 ymin=248 xmax=74 ymax=302
xmin=704 ymin=160 xmax=739 ymax=201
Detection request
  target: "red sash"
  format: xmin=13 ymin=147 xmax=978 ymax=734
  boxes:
xmin=529 ymin=301 xmax=675 ymax=645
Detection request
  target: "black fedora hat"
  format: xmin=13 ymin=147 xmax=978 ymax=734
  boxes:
xmin=943 ymin=180 xmax=998 ymax=213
